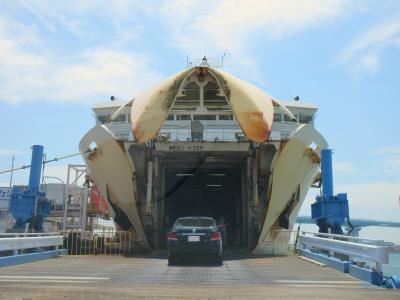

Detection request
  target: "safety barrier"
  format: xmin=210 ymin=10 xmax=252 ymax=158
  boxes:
xmin=298 ymin=231 xmax=400 ymax=286
xmin=0 ymin=232 xmax=64 ymax=267
xmin=299 ymin=231 xmax=399 ymax=272
xmin=60 ymin=230 xmax=134 ymax=255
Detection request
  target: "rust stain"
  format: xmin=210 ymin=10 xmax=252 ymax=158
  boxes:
xmin=117 ymin=141 xmax=125 ymax=152
xmin=238 ymin=111 xmax=271 ymax=142
xmin=109 ymin=188 xmax=119 ymax=205
xmin=131 ymin=122 xmax=144 ymax=143
xmin=87 ymin=147 xmax=102 ymax=162
xmin=211 ymin=69 xmax=231 ymax=99
xmin=162 ymin=71 xmax=187 ymax=110
xmin=304 ymin=147 xmax=320 ymax=164
xmin=196 ymin=67 xmax=207 ymax=82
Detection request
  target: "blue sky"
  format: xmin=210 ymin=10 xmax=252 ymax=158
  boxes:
xmin=0 ymin=0 xmax=399 ymax=220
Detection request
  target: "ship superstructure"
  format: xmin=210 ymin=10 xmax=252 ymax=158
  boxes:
xmin=80 ymin=61 xmax=327 ymax=253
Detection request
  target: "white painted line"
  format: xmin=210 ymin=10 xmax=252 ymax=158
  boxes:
xmin=290 ymin=284 xmax=361 ymax=288
xmin=0 ymin=276 xmax=109 ymax=280
xmin=0 ymin=279 xmax=95 ymax=283
xmin=275 ymin=280 xmax=359 ymax=284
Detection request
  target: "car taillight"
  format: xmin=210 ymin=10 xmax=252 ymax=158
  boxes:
xmin=168 ymin=232 xmax=177 ymax=241
xmin=211 ymin=231 xmax=221 ymax=241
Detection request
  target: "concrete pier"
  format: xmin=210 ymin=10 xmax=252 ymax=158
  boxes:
xmin=0 ymin=250 xmax=398 ymax=299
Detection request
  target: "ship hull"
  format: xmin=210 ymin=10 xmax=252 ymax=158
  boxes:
xmin=80 ymin=123 xmax=326 ymax=254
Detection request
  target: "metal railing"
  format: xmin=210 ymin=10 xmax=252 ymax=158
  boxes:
xmin=159 ymin=124 xmax=244 ymax=142
xmin=60 ymin=230 xmax=134 ymax=256
xmin=187 ymin=57 xmax=224 ymax=68
xmin=104 ymin=122 xmax=134 ymax=141
xmin=0 ymin=232 xmax=63 ymax=257
xmin=271 ymin=122 xmax=302 ymax=139
xmin=299 ymin=231 xmax=400 ymax=272
xmin=101 ymin=120 xmax=304 ymax=142
xmin=0 ymin=232 xmax=59 ymax=237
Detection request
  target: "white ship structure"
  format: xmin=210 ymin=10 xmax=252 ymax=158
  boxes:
xmin=79 ymin=59 xmax=327 ymax=253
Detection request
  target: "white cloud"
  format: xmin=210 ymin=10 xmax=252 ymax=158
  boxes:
xmin=17 ymin=0 xmax=353 ymax=54
xmin=337 ymin=181 xmax=400 ymax=221
xmin=159 ymin=0 xmax=349 ymax=51
xmin=0 ymin=0 xmax=357 ymax=104
xmin=378 ymin=146 xmax=400 ymax=155
xmin=341 ymin=16 xmax=400 ymax=73
xmin=0 ymin=16 xmax=163 ymax=104
xmin=300 ymin=181 xmax=400 ymax=221
xmin=374 ymin=146 xmax=400 ymax=174
xmin=52 ymin=49 xmax=163 ymax=103
xmin=0 ymin=0 xmax=371 ymax=104
xmin=19 ymin=1 xmax=146 ymax=45
xmin=380 ymin=157 xmax=400 ymax=174
xmin=357 ymin=52 xmax=379 ymax=72
xmin=153 ymin=0 xmax=353 ymax=86
xmin=334 ymin=161 xmax=355 ymax=174
xmin=388 ymin=157 xmax=400 ymax=167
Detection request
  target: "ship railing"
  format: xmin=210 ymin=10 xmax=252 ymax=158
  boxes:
xmin=59 ymin=229 xmax=137 ymax=256
xmin=187 ymin=57 xmax=224 ymax=68
xmin=0 ymin=232 xmax=64 ymax=267
xmin=299 ymin=231 xmax=400 ymax=272
xmin=158 ymin=124 xmax=245 ymax=142
xmin=102 ymin=120 xmax=302 ymax=142
xmin=271 ymin=122 xmax=302 ymax=140
xmin=103 ymin=122 xmax=134 ymax=141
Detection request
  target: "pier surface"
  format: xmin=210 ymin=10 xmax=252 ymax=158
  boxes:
xmin=0 ymin=250 xmax=398 ymax=299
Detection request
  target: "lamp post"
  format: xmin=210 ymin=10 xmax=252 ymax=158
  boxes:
xmin=44 ymin=176 xmax=66 ymax=230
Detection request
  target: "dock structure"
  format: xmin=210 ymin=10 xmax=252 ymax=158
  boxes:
xmin=0 ymin=251 xmax=398 ymax=299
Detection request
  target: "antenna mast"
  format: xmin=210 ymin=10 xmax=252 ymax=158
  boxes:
xmin=9 ymin=155 xmax=15 ymax=187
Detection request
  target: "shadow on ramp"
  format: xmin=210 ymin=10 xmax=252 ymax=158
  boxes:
xmin=148 ymin=248 xmax=273 ymax=266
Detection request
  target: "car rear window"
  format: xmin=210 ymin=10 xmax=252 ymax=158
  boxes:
xmin=175 ymin=218 xmax=215 ymax=228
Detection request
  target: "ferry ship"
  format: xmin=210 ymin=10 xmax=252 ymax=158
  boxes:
xmin=79 ymin=58 xmax=327 ymax=253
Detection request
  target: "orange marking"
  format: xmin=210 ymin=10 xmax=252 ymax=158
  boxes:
xmin=238 ymin=111 xmax=271 ymax=142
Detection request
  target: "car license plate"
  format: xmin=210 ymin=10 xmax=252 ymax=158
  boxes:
xmin=188 ymin=235 xmax=200 ymax=242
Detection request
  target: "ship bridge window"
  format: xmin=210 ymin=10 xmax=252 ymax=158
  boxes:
xmin=112 ymin=114 xmax=126 ymax=123
xmin=273 ymin=113 xmax=282 ymax=122
xmin=299 ymin=115 xmax=313 ymax=124
xmin=176 ymin=115 xmax=191 ymax=121
xmin=166 ymin=114 xmax=175 ymax=121
xmin=284 ymin=114 xmax=296 ymax=122
xmin=193 ymin=115 xmax=217 ymax=120
xmin=204 ymin=82 xmax=229 ymax=110
xmin=174 ymin=81 xmax=200 ymax=111
xmin=97 ymin=114 xmax=110 ymax=124
xmin=218 ymin=114 xmax=233 ymax=120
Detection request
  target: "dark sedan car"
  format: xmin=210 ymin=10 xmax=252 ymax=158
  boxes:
xmin=167 ymin=217 xmax=223 ymax=265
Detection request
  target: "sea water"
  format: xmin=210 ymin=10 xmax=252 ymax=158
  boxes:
xmin=294 ymin=223 xmax=400 ymax=276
